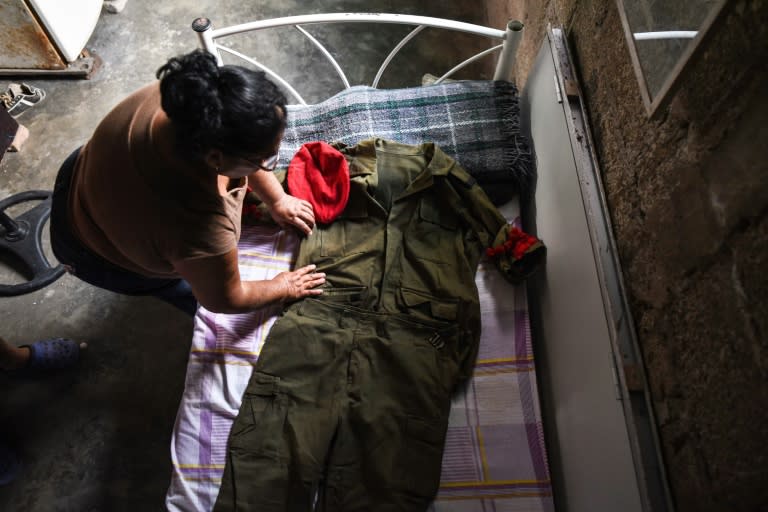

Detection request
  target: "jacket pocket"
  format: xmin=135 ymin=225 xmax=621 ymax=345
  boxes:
xmin=317 ymin=285 xmax=367 ymax=304
xmin=398 ymin=287 xmax=459 ymax=323
xmin=319 ymin=205 xmax=371 ymax=258
xmin=419 ymin=199 xmax=458 ymax=230
xmin=403 ymin=197 xmax=461 ymax=267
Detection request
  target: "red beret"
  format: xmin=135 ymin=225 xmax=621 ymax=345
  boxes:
xmin=287 ymin=141 xmax=350 ymax=224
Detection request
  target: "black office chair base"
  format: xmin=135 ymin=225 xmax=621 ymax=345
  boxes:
xmin=0 ymin=190 xmax=65 ymax=296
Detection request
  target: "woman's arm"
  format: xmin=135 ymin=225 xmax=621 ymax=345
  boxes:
xmin=173 ymin=247 xmax=325 ymax=314
xmin=248 ymin=170 xmax=315 ymax=235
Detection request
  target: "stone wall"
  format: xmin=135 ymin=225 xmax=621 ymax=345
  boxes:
xmin=482 ymin=0 xmax=768 ymax=510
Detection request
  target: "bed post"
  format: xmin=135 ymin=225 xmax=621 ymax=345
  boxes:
xmin=493 ymin=20 xmax=524 ymax=81
xmin=192 ymin=17 xmax=223 ymax=65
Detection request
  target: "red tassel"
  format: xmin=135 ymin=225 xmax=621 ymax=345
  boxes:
xmin=487 ymin=227 xmax=539 ymax=261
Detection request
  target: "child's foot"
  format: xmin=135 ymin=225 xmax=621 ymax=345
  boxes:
xmin=6 ymin=123 xmax=28 ymax=152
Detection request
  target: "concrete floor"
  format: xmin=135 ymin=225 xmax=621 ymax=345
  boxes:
xmin=0 ymin=1 xmax=488 ymax=510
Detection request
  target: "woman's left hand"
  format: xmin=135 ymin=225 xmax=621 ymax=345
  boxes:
xmin=270 ymin=194 xmax=315 ymax=235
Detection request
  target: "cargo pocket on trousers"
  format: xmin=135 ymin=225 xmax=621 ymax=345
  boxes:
xmin=228 ymin=372 xmax=286 ymax=460
xmin=397 ymin=415 xmax=448 ymax=498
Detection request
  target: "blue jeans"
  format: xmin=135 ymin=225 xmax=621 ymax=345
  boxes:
xmin=50 ymin=148 xmax=197 ymax=317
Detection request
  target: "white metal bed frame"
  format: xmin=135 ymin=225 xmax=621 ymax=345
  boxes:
xmin=191 ymin=13 xmax=523 ymax=104
xmin=179 ymin=13 xmax=674 ymax=512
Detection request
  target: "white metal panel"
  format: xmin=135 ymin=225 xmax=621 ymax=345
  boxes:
xmin=28 ymin=0 xmax=102 ymax=62
xmin=522 ymin=36 xmax=644 ymax=512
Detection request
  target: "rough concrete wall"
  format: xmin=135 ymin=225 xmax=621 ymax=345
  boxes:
xmin=484 ymin=0 xmax=768 ymax=510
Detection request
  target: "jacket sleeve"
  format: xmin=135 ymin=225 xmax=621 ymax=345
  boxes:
xmin=443 ymin=162 xmax=546 ymax=284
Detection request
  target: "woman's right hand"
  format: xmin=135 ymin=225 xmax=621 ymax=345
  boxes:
xmin=270 ymin=194 xmax=316 ymax=236
xmin=273 ymin=264 xmax=325 ymax=303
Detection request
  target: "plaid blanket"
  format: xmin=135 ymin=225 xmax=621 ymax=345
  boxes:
xmin=279 ymin=81 xmax=534 ymax=202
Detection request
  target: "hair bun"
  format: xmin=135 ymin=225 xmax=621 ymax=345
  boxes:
xmin=155 ymin=49 xmax=287 ymax=157
xmin=157 ymin=49 xmax=223 ymax=132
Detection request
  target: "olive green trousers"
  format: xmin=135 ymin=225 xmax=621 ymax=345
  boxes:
xmin=213 ymin=298 xmax=461 ymax=511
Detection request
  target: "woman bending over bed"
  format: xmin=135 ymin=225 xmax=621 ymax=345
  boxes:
xmin=50 ymin=49 xmax=325 ymax=316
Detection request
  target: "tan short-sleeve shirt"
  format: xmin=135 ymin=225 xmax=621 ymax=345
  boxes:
xmin=68 ymin=83 xmax=246 ymax=278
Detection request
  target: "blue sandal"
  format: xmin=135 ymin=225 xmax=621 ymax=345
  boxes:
xmin=22 ymin=337 xmax=84 ymax=371
xmin=0 ymin=441 xmax=20 ymax=486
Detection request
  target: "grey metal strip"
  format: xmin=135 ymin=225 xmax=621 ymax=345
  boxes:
xmin=547 ymin=26 xmax=674 ymax=512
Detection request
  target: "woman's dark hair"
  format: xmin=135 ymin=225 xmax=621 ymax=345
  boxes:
xmin=156 ymin=49 xmax=287 ymax=157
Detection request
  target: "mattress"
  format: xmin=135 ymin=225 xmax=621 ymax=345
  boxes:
xmin=166 ymin=198 xmax=553 ymax=512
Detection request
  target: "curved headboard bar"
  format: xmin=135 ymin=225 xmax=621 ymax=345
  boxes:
xmin=208 ymin=13 xmax=507 ymax=40
xmin=192 ymin=13 xmax=524 ymax=105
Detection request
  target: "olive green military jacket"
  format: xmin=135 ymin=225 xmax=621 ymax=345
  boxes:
xmin=291 ymin=138 xmax=526 ymax=383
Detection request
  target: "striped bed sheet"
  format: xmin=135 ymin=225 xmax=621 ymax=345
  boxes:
xmin=166 ymin=199 xmax=553 ymax=512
